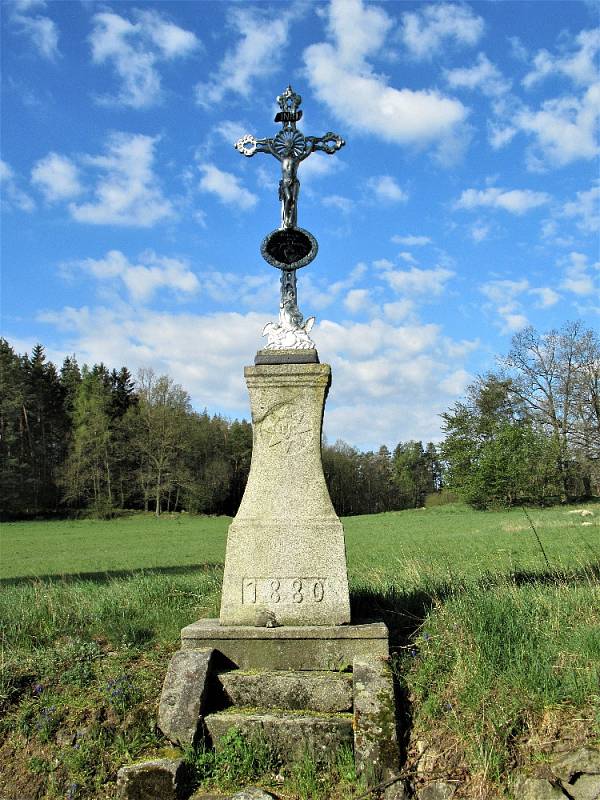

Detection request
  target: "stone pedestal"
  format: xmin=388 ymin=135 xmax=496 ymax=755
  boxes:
xmin=219 ymin=363 xmax=350 ymax=627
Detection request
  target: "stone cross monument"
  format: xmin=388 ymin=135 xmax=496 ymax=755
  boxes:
xmin=151 ymin=87 xmax=399 ymax=797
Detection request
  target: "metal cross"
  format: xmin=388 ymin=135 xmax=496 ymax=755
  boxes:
xmin=234 ymin=86 xmax=345 ymax=230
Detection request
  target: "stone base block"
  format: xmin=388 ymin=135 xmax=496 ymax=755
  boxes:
xmin=254 ymin=348 xmax=319 ymax=365
xmin=353 ymin=656 xmax=400 ymax=785
xmin=180 ymin=619 xmax=389 ymax=671
xmin=117 ymin=758 xmax=186 ymax=800
xmin=205 ymin=710 xmax=353 ymax=764
xmin=219 ymin=669 xmax=352 ymax=713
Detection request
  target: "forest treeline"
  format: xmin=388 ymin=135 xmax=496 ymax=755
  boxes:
xmin=1 ymin=320 xmax=598 ymax=519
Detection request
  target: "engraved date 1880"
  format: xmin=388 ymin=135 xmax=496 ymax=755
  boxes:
xmin=242 ymin=577 xmax=325 ymax=605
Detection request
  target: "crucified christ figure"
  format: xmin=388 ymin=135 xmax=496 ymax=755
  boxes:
xmin=235 ymin=86 xmax=345 ymax=230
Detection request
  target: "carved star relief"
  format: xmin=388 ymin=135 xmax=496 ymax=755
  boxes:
xmin=261 ymin=404 xmax=312 ymax=453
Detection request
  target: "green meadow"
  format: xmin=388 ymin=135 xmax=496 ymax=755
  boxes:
xmin=1 ymin=503 xmax=599 ymax=799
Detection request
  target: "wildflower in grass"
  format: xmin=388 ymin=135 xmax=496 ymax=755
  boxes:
xmin=103 ymin=674 xmax=140 ymax=715
xmin=66 ymin=782 xmax=79 ymax=800
xmin=422 ymin=632 xmax=430 ymax=641
xmin=410 ymin=647 xmax=418 ymax=657
xmin=32 ymin=683 xmax=43 ymax=696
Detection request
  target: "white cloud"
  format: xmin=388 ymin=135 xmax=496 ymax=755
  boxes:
xmin=516 ymin=83 xmax=600 ymax=170
xmin=343 ymin=288 xmax=375 ymax=315
xmin=195 ymin=6 xmax=296 ymax=107
xmin=455 ymin=186 xmax=550 ymax=214
xmin=382 ymin=299 xmax=414 ymax=322
xmin=10 ymin=0 xmax=59 ymax=60
xmin=523 ymin=28 xmax=600 ymax=89
xmin=367 ymin=175 xmax=408 ymax=203
xmin=90 ymin=10 xmax=199 ymax=108
xmin=400 ymin=3 xmax=484 ymax=60
xmin=303 ymin=0 xmax=469 ymax=162
xmin=398 ymin=252 xmax=417 ymax=264
xmin=445 ymin=53 xmax=510 ymax=96
xmin=322 ymin=194 xmax=354 ymax=214
xmin=561 ymin=183 xmax=600 ymax=233
xmin=31 ymin=152 xmax=82 ymax=201
xmin=383 ymin=265 xmax=455 ymax=296
xmin=560 ymin=251 xmax=598 ymax=296
xmin=470 ymin=221 xmax=490 ymax=242
xmin=198 ymin=164 xmax=258 ymax=210
xmin=66 ymin=249 xmax=199 ymax=303
xmin=0 ymin=159 xmax=35 ymax=212
xmin=529 ymin=287 xmax=560 ymax=308
xmin=70 ymin=133 xmax=174 ymax=227
xmin=391 ymin=234 xmax=431 ymax=246
xmin=480 ymin=279 xmax=530 ymax=333
xmin=488 ymin=121 xmax=517 ymax=150
xmin=34 ymin=301 xmax=478 ymax=447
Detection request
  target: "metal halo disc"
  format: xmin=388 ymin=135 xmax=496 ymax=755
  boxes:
xmin=272 ymin=130 xmax=305 ymax=159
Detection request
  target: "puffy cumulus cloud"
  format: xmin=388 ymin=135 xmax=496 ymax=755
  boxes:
xmin=195 ymin=6 xmax=298 ymax=107
xmin=560 ymin=251 xmax=599 ymax=296
xmin=455 ymin=186 xmax=550 ymax=214
xmin=480 ymin=279 xmax=530 ymax=333
xmin=317 ymin=318 xmax=477 ymax=446
xmin=33 ymin=298 xmax=478 ymax=447
xmin=65 ymin=249 xmax=199 ymax=303
xmin=69 ymin=133 xmax=174 ymax=227
xmin=445 ymin=53 xmax=510 ymax=96
xmin=90 ymin=9 xmax=199 ymax=108
xmin=399 ymin=3 xmax=484 ymax=60
xmin=301 ymin=262 xmax=368 ymax=311
xmin=391 ymin=234 xmax=431 ymax=246
xmin=470 ymin=221 xmax=490 ymax=242
xmin=198 ymin=164 xmax=258 ymax=210
xmin=367 ymin=175 xmax=408 ymax=203
xmin=480 ymin=279 xmax=564 ymax=333
xmin=321 ymin=194 xmax=354 ymax=214
xmin=31 ymin=153 xmax=82 ymax=202
xmin=382 ymin=265 xmax=455 ymax=296
xmin=0 ymin=159 xmax=35 ymax=212
xmin=303 ymin=0 xmax=469 ymax=162
xmin=10 ymin=0 xmax=59 ymax=60
xmin=38 ymin=305 xmax=266 ymax=413
xmin=343 ymin=288 xmax=376 ymax=315
xmin=516 ymin=83 xmax=600 ymax=170
xmin=561 ymin=183 xmax=600 ymax=233
xmin=523 ymin=28 xmax=600 ymax=89
xmin=529 ymin=287 xmax=560 ymax=308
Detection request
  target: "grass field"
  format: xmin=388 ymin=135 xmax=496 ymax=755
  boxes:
xmin=2 ymin=502 xmax=598 ymax=582
xmin=1 ymin=503 xmax=599 ymax=799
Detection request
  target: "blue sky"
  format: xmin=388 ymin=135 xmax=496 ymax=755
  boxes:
xmin=2 ymin=0 xmax=599 ymax=450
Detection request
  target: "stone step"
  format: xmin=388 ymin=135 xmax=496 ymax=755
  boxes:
xmin=218 ymin=669 xmax=353 ymax=713
xmin=204 ymin=709 xmax=353 ymax=764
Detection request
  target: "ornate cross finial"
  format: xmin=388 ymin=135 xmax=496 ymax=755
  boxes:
xmin=233 ymin=86 xmax=345 ymax=355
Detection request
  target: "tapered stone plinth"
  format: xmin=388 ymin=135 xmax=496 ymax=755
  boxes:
xmin=219 ymin=363 xmax=350 ymax=626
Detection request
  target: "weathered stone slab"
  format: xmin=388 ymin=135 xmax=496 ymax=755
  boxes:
xmin=181 ymin=619 xmax=389 ymax=671
xmin=383 ymin=779 xmax=412 ymax=799
xmin=353 ymin=656 xmax=399 ymax=786
xmin=205 ymin=710 xmax=353 ymax=764
xmin=218 ymin=669 xmax=352 ymax=712
xmin=158 ymin=649 xmax=215 ymax=746
xmin=417 ymin=782 xmax=457 ymax=800
xmin=569 ymin=774 xmax=600 ymax=800
xmin=117 ymin=758 xmax=185 ymax=800
xmin=231 ymin=789 xmax=279 ymax=800
xmin=551 ymin=748 xmax=600 ymax=782
xmin=219 ymin=364 xmax=350 ymax=626
xmin=512 ymin=776 xmax=566 ymax=800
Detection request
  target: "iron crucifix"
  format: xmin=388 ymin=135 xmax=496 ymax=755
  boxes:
xmin=234 ymin=86 xmax=345 ymax=230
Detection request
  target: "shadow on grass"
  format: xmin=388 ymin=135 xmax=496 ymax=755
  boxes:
xmin=0 ymin=562 xmax=224 ymax=587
